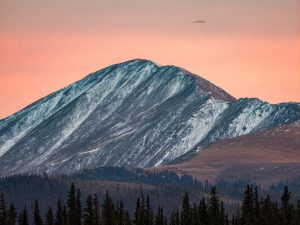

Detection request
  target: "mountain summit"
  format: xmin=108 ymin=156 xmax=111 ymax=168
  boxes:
xmin=0 ymin=59 xmax=300 ymax=175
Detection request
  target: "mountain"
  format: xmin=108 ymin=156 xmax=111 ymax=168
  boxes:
xmin=0 ymin=59 xmax=300 ymax=175
xmin=158 ymin=120 xmax=300 ymax=186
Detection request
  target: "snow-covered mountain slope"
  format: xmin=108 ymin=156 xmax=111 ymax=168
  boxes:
xmin=0 ymin=59 xmax=300 ymax=175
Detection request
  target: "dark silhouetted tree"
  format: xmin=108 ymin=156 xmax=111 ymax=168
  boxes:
xmin=208 ymin=187 xmax=220 ymax=225
xmin=281 ymin=186 xmax=293 ymax=225
xmin=45 ymin=207 xmax=54 ymax=225
xmin=54 ymin=199 xmax=64 ymax=225
xmin=170 ymin=209 xmax=180 ymax=225
xmin=34 ymin=199 xmax=44 ymax=225
xmin=0 ymin=193 xmax=7 ymax=225
xmin=155 ymin=206 xmax=167 ymax=225
xmin=102 ymin=191 xmax=114 ymax=225
xmin=83 ymin=194 xmax=94 ymax=225
xmin=181 ymin=192 xmax=191 ymax=225
xmin=7 ymin=204 xmax=17 ymax=225
xmin=18 ymin=206 xmax=29 ymax=225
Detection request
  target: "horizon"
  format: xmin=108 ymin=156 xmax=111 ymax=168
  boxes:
xmin=1 ymin=0 xmax=300 ymax=118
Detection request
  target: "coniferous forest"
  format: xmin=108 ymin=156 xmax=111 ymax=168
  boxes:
xmin=0 ymin=183 xmax=300 ymax=225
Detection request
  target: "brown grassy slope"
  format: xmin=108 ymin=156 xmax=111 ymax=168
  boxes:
xmin=154 ymin=121 xmax=300 ymax=186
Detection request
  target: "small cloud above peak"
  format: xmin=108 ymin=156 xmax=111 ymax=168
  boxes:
xmin=193 ymin=20 xmax=206 ymax=24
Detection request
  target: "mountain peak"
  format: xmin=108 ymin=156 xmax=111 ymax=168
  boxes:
xmin=92 ymin=59 xmax=235 ymax=102
xmin=0 ymin=59 xmax=299 ymax=175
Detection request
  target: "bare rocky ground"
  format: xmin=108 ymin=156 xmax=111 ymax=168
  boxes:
xmin=155 ymin=120 xmax=300 ymax=186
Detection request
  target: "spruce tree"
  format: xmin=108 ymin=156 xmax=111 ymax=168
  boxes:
xmin=124 ymin=210 xmax=132 ymax=225
xmin=261 ymin=195 xmax=280 ymax=225
xmin=198 ymin=197 xmax=208 ymax=225
xmin=45 ymin=207 xmax=54 ymax=225
xmin=170 ymin=209 xmax=180 ymax=225
xmin=34 ymin=199 xmax=44 ymax=225
xmin=134 ymin=196 xmax=140 ymax=225
xmin=219 ymin=202 xmax=225 ymax=225
xmin=55 ymin=199 xmax=64 ymax=225
xmin=93 ymin=195 xmax=100 ymax=225
xmin=155 ymin=206 xmax=167 ymax=225
xmin=102 ymin=191 xmax=115 ymax=225
xmin=191 ymin=203 xmax=198 ymax=225
xmin=145 ymin=195 xmax=153 ymax=225
xmin=181 ymin=192 xmax=191 ymax=225
xmin=118 ymin=201 xmax=125 ymax=225
xmin=253 ymin=186 xmax=261 ymax=225
xmin=67 ymin=183 xmax=77 ymax=225
xmin=63 ymin=205 xmax=68 ymax=225
xmin=19 ymin=206 xmax=29 ymax=225
xmin=281 ymin=186 xmax=293 ymax=225
xmin=76 ymin=189 xmax=82 ymax=225
xmin=296 ymin=199 xmax=300 ymax=222
xmin=134 ymin=193 xmax=146 ymax=225
xmin=83 ymin=194 xmax=94 ymax=225
xmin=0 ymin=193 xmax=7 ymax=225
xmin=208 ymin=187 xmax=220 ymax=225
xmin=241 ymin=185 xmax=254 ymax=225
xmin=7 ymin=204 xmax=17 ymax=225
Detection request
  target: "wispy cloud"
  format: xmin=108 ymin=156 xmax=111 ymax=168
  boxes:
xmin=193 ymin=20 xmax=206 ymax=24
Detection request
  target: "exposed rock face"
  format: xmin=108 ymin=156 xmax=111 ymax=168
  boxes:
xmin=0 ymin=59 xmax=299 ymax=175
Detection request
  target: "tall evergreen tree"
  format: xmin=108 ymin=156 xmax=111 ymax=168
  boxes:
xmin=63 ymin=206 xmax=68 ymax=225
xmin=170 ymin=209 xmax=180 ymax=225
xmin=34 ymin=199 xmax=44 ymax=225
xmin=102 ymin=191 xmax=115 ymax=225
xmin=76 ymin=189 xmax=82 ymax=225
xmin=296 ymin=199 xmax=300 ymax=222
xmin=281 ymin=186 xmax=293 ymax=225
xmin=0 ymin=193 xmax=7 ymax=225
xmin=134 ymin=195 xmax=141 ymax=225
xmin=92 ymin=195 xmax=100 ymax=225
xmin=191 ymin=203 xmax=198 ymax=225
xmin=117 ymin=200 xmax=126 ymax=225
xmin=124 ymin=210 xmax=132 ymax=225
xmin=219 ymin=202 xmax=226 ymax=225
xmin=155 ymin=206 xmax=167 ymax=225
xmin=7 ymin=204 xmax=17 ymax=225
xmin=181 ymin=192 xmax=191 ymax=225
xmin=261 ymin=195 xmax=280 ymax=225
xmin=45 ymin=207 xmax=54 ymax=225
xmin=67 ymin=183 xmax=81 ymax=225
xmin=208 ymin=187 xmax=220 ymax=225
xmin=253 ymin=186 xmax=261 ymax=225
xmin=67 ymin=183 xmax=77 ymax=225
xmin=83 ymin=194 xmax=94 ymax=225
xmin=241 ymin=185 xmax=254 ymax=225
xmin=134 ymin=192 xmax=146 ymax=225
xmin=198 ymin=197 xmax=208 ymax=225
xmin=18 ymin=206 xmax=29 ymax=225
xmin=145 ymin=195 xmax=153 ymax=225
xmin=54 ymin=199 xmax=64 ymax=225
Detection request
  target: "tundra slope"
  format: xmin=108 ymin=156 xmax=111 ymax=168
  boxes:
xmin=0 ymin=59 xmax=300 ymax=175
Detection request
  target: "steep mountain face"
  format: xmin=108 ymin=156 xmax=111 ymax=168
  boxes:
xmin=0 ymin=59 xmax=300 ymax=175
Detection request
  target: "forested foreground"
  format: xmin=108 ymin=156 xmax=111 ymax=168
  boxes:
xmin=0 ymin=184 xmax=300 ymax=225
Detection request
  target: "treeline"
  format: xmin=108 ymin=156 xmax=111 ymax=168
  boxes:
xmin=1 ymin=184 xmax=300 ymax=225
xmin=1 ymin=171 xmax=300 ymax=217
xmin=73 ymin=167 xmax=205 ymax=190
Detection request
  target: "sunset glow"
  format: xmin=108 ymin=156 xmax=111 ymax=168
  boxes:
xmin=1 ymin=0 xmax=300 ymax=118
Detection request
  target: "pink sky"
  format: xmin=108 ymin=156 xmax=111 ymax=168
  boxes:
xmin=0 ymin=0 xmax=300 ymax=118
